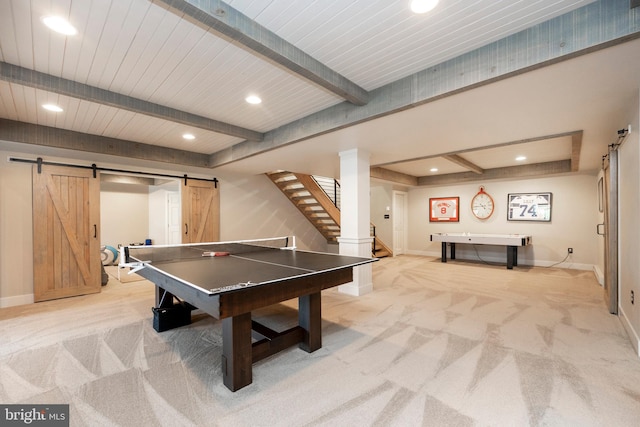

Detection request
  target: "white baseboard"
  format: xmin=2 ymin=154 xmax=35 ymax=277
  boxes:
xmin=533 ymin=260 xmax=594 ymax=271
xmin=592 ymin=265 xmax=605 ymax=286
xmin=619 ymin=306 xmax=640 ymax=358
xmin=0 ymin=293 xmax=34 ymax=308
xmin=338 ymin=281 xmax=373 ymax=296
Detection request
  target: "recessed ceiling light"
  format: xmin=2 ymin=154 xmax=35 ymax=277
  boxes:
xmin=42 ymin=104 xmax=63 ymax=112
xmin=515 ymin=156 xmax=527 ymax=161
xmin=430 ymin=167 xmax=438 ymax=172
xmin=410 ymin=0 xmax=439 ymax=14
xmin=245 ymin=95 xmax=262 ymax=105
xmin=42 ymin=16 xmax=77 ymax=36
xmin=182 ymin=133 xmax=195 ymax=140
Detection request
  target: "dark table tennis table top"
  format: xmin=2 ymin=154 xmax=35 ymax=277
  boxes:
xmin=125 ymin=241 xmax=375 ymax=295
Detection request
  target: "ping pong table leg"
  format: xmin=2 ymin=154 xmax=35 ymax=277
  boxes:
xmin=299 ymin=292 xmax=322 ymax=352
xmin=156 ymin=287 xmax=173 ymax=307
xmin=222 ymin=313 xmax=253 ymax=391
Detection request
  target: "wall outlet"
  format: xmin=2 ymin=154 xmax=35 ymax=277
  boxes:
xmin=567 ymin=248 xmax=573 ymax=254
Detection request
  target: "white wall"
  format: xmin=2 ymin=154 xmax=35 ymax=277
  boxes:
xmin=407 ymin=174 xmax=599 ymax=270
xmin=0 ymin=158 xmax=33 ymax=306
xmin=618 ymin=89 xmax=640 ymax=355
xmin=219 ymin=173 xmax=328 ymax=252
xmin=0 ymin=156 xmax=327 ymax=307
xmin=100 ymin=182 xmax=150 ymax=248
xmin=100 ymin=180 xmax=178 ymax=249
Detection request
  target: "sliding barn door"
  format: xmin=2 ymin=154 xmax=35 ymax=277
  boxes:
xmin=33 ymin=165 xmax=101 ymax=302
xmin=181 ymin=179 xmax=219 ymax=243
xmin=603 ymin=148 xmax=619 ymax=314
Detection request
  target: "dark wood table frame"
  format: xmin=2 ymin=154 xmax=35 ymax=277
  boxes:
xmin=138 ymin=266 xmax=353 ymax=391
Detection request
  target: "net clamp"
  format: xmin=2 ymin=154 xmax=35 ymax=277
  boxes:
xmin=127 ymin=263 xmax=147 ymax=275
xmin=118 ymin=246 xmax=151 ymax=273
xmin=117 ymin=260 xmax=149 ymax=275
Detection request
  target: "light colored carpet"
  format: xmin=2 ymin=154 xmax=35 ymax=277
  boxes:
xmin=1 ymin=255 xmax=639 ymax=426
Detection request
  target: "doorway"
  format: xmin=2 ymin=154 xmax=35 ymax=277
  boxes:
xmin=167 ymin=191 xmax=181 ymax=244
xmin=392 ymin=191 xmax=408 ymax=255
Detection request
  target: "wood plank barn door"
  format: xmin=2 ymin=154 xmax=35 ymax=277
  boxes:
xmin=181 ymin=179 xmax=219 ymax=243
xmin=32 ymin=165 xmax=101 ymax=302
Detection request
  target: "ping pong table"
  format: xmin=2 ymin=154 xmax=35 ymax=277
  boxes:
xmin=120 ymin=237 xmax=376 ymax=392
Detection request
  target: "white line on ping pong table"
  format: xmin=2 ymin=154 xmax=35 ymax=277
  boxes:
xmin=228 ymin=254 xmax=315 ymax=272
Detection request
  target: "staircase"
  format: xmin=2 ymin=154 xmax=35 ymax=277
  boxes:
xmin=370 ymin=225 xmax=392 ymax=259
xmin=266 ymin=171 xmax=392 ymax=257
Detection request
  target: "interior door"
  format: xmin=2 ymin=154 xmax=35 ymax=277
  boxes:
xmin=603 ymin=148 xmax=618 ymax=314
xmin=167 ymin=191 xmax=181 ymax=244
xmin=393 ymin=191 xmax=407 ymax=255
xmin=33 ymin=165 xmax=101 ymax=302
xmin=181 ymin=179 xmax=220 ymax=243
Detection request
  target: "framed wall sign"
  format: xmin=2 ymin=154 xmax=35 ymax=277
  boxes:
xmin=507 ymin=192 xmax=552 ymax=222
xmin=429 ymin=197 xmax=459 ymax=222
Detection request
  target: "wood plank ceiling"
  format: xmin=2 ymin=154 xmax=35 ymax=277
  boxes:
xmin=1 ymin=0 xmax=631 ymax=184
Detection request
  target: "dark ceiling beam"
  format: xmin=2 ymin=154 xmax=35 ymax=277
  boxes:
xmin=0 ymin=119 xmax=210 ymax=168
xmin=370 ymin=167 xmax=418 ymax=186
xmin=417 ymin=160 xmax=572 ymax=186
xmin=153 ymin=0 xmax=369 ymax=106
xmin=0 ymin=62 xmax=263 ymax=142
xmin=442 ymin=154 xmax=484 ymax=174
xmin=207 ymin=1 xmax=640 ymax=168
xmin=571 ymin=131 xmax=583 ymax=172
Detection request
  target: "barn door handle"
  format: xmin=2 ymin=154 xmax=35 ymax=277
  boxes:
xmin=93 ymin=224 xmax=97 ymax=238
xmin=596 ymin=223 xmax=605 ymax=235
xmin=185 ymin=223 xmax=188 ymax=235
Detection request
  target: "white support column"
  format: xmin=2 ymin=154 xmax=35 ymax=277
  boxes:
xmin=338 ymin=148 xmax=373 ymax=296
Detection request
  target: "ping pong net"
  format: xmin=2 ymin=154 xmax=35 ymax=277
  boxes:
xmin=119 ymin=236 xmax=294 ymax=267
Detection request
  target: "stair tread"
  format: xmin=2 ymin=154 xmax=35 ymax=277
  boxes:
xmin=267 ymin=172 xmax=391 ymax=254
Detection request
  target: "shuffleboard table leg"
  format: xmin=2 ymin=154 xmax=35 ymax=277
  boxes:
xmin=299 ymin=292 xmax=322 ymax=352
xmin=222 ymin=313 xmax=253 ymax=391
xmin=441 ymin=242 xmax=447 ymax=263
xmin=507 ymin=246 xmax=515 ymax=269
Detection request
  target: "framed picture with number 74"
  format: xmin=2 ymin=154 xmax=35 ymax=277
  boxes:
xmin=507 ymin=192 xmax=552 ymax=221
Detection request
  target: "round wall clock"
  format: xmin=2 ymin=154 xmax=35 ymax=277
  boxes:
xmin=471 ymin=186 xmax=494 ymax=220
